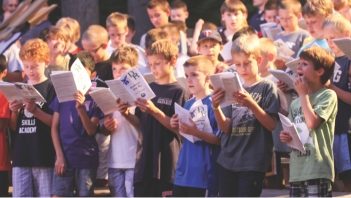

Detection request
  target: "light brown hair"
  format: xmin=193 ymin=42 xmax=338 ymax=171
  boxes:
xmin=110 ymin=45 xmax=139 ymax=67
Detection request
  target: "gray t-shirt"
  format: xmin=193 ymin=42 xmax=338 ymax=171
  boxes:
xmin=275 ymin=28 xmax=310 ymax=58
xmin=217 ymin=79 xmax=280 ymax=172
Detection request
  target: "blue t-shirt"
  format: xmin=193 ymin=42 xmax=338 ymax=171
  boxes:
xmin=174 ymin=96 xmax=220 ymax=189
xmin=50 ymin=96 xmax=104 ymax=169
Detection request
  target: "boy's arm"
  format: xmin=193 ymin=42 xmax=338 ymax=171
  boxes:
xmin=76 ymin=106 xmax=100 ymax=136
xmin=180 ymin=121 xmax=220 ymax=144
xmin=116 ymin=99 xmax=141 ymax=129
xmin=235 ymin=91 xmax=277 ymax=131
xmin=74 ymin=91 xmax=99 ymax=136
xmin=9 ymin=100 xmax=22 ymax=131
xmin=212 ymin=89 xmax=231 ymax=133
xmin=51 ymin=112 xmax=65 ymax=175
xmin=135 ymin=99 xmax=174 ymax=132
xmin=295 ymin=77 xmax=322 ymax=129
xmin=24 ymin=100 xmax=53 ymax=126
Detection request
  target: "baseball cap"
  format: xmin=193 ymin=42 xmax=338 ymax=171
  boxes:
xmin=197 ymin=29 xmax=222 ymax=44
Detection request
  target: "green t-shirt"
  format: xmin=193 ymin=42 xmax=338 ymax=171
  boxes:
xmin=288 ymin=88 xmax=337 ymax=182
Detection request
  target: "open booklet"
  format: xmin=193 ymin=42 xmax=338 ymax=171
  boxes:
xmin=174 ymin=103 xmax=200 ymax=143
xmin=260 ymin=22 xmax=282 ymax=40
xmin=0 ymin=81 xmax=46 ymax=103
xmin=269 ymin=69 xmax=295 ymax=90
xmin=89 ymin=87 xmax=119 ymax=115
xmin=286 ymin=58 xmax=299 ymax=74
xmin=50 ymin=58 xmax=92 ymax=103
xmin=209 ymin=72 xmax=244 ymax=107
xmin=278 ymin=113 xmax=306 ymax=153
xmin=333 ymin=37 xmax=351 ymax=59
xmin=105 ymin=68 xmax=156 ymax=105
xmin=274 ymin=39 xmax=295 ymax=62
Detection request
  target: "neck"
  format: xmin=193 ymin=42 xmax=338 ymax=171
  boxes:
xmin=307 ymin=81 xmax=324 ymax=94
xmin=260 ymin=69 xmax=270 ymax=77
xmin=224 ymin=28 xmax=236 ymax=38
xmin=28 ymin=76 xmax=47 ymax=85
xmin=97 ymin=52 xmax=110 ymax=63
xmin=156 ymin=74 xmax=176 ymax=85
xmin=284 ymin=25 xmax=299 ymax=33
xmin=194 ymin=85 xmax=211 ymax=100
xmin=244 ymin=75 xmax=261 ymax=86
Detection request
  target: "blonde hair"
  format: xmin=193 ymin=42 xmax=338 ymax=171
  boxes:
xmin=111 ymin=45 xmax=139 ymax=67
xmin=220 ymin=0 xmax=248 ymax=16
xmin=146 ymin=39 xmax=178 ymax=61
xmin=302 ymin=0 xmax=334 ymax=17
xmin=260 ymin=37 xmax=277 ymax=58
xmin=145 ymin=28 xmax=169 ymax=50
xmin=106 ymin=12 xmax=128 ymax=29
xmin=231 ymin=33 xmax=261 ymax=58
xmin=183 ymin=55 xmax=214 ymax=75
xmin=56 ymin=17 xmax=81 ymax=43
xmin=82 ymin=25 xmax=109 ymax=46
xmin=20 ymin=39 xmax=50 ymax=64
xmin=323 ymin=13 xmax=351 ymax=36
xmin=278 ymin=0 xmax=302 ymax=16
xmin=46 ymin=26 xmax=70 ymax=43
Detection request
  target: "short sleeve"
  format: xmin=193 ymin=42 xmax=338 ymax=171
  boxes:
xmin=314 ymin=90 xmax=337 ymax=122
xmin=49 ymin=97 xmax=60 ymax=113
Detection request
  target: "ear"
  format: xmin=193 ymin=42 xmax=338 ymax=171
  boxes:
xmin=256 ymin=55 xmax=263 ymax=66
xmin=1 ymin=69 xmax=7 ymax=78
xmin=317 ymin=67 xmax=325 ymax=77
xmin=170 ymin=56 xmax=177 ymax=67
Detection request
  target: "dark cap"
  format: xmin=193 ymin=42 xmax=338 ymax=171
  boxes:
xmin=198 ymin=29 xmax=222 ymax=44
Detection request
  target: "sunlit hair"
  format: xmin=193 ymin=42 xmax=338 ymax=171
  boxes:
xmin=20 ymin=39 xmax=50 ymax=64
xmin=183 ymin=55 xmax=215 ymax=75
xmin=56 ymin=17 xmax=81 ymax=43
xmin=146 ymin=39 xmax=178 ymax=62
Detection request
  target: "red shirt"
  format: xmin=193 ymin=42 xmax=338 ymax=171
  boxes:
xmin=0 ymin=93 xmax=11 ymax=171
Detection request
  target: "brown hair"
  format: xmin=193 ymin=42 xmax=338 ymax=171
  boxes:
xmin=145 ymin=28 xmax=169 ymax=51
xmin=231 ymin=33 xmax=261 ymax=58
xmin=171 ymin=0 xmax=188 ymax=11
xmin=106 ymin=12 xmax=128 ymax=29
xmin=147 ymin=0 xmax=170 ymax=12
xmin=183 ymin=55 xmax=214 ymax=75
xmin=278 ymin=0 xmax=302 ymax=16
xmin=220 ymin=0 xmax=247 ymax=16
xmin=302 ymin=0 xmax=334 ymax=17
xmin=299 ymin=46 xmax=335 ymax=84
xmin=110 ymin=45 xmax=139 ymax=67
xmin=146 ymin=39 xmax=178 ymax=61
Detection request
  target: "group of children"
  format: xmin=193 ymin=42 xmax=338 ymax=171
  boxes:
xmin=1 ymin=0 xmax=351 ymax=197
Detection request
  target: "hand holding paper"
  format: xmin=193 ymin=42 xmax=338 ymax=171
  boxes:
xmin=278 ymin=113 xmax=306 ymax=153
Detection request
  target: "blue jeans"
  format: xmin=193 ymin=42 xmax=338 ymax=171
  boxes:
xmin=52 ymin=168 xmax=96 ymax=196
xmin=108 ymin=168 xmax=134 ymax=197
xmin=12 ymin=167 xmax=53 ymax=197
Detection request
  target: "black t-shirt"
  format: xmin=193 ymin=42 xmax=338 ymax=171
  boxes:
xmin=95 ymin=59 xmax=113 ymax=87
xmin=12 ymin=79 xmax=56 ymax=167
xmin=134 ymin=82 xmax=187 ymax=184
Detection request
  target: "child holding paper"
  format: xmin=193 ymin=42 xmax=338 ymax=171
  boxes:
xmin=102 ymin=45 xmax=140 ymax=197
xmin=9 ymin=39 xmax=56 ymax=197
xmin=50 ymin=52 xmax=103 ymax=197
xmin=117 ymin=39 xmax=187 ymax=196
xmin=212 ymin=33 xmax=280 ymax=197
xmin=0 ymin=55 xmax=11 ymax=196
xmin=170 ymin=55 xmax=220 ymax=197
xmin=323 ymin=14 xmax=351 ymax=192
xmin=280 ymin=46 xmax=337 ymax=197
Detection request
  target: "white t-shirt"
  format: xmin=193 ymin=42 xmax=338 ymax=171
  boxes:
xmin=108 ymin=110 xmax=139 ymax=169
